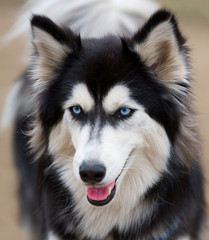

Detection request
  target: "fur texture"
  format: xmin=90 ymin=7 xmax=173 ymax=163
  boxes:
xmin=4 ymin=1 xmax=206 ymax=240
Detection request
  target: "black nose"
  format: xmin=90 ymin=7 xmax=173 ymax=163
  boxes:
xmin=79 ymin=163 xmax=106 ymax=184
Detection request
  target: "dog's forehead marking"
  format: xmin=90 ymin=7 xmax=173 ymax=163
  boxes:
xmin=103 ymin=84 xmax=144 ymax=113
xmin=64 ymin=83 xmax=94 ymax=111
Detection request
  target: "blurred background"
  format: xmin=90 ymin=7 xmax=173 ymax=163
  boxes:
xmin=0 ymin=0 xmax=209 ymax=239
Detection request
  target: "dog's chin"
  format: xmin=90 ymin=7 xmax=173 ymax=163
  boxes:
xmin=86 ymin=181 xmax=116 ymax=207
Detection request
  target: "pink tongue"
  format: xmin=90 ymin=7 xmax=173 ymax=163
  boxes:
xmin=87 ymin=181 xmax=115 ymax=201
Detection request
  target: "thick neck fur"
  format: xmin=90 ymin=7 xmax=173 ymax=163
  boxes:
xmin=38 ymin=145 xmax=204 ymax=240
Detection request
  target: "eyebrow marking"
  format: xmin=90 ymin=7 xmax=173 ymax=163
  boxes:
xmin=64 ymin=83 xmax=94 ymax=112
xmin=103 ymin=85 xmax=131 ymax=113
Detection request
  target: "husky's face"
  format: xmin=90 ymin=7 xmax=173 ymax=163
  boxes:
xmin=30 ymin=11 xmax=189 ymax=207
xmin=62 ymin=80 xmax=170 ymax=206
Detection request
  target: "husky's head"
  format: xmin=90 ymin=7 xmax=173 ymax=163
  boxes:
xmin=29 ymin=10 xmax=191 ymax=208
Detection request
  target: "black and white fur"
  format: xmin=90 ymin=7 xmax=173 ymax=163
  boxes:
xmin=3 ymin=1 xmax=206 ymax=240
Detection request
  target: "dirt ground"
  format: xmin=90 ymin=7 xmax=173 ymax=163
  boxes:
xmin=0 ymin=1 xmax=209 ymax=240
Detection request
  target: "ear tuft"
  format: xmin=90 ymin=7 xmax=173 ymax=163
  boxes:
xmin=30 ymin=15 xmax=81 ymax=87
xmin=130 ymin=9 xmax=190 ymax=95
xmin=133 ymin=10 xmax=186 ymax=47
xmin=31 ymin=15 xmax=81 ymax=51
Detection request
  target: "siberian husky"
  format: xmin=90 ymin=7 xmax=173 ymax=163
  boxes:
xmin=2 ymin=0 xmax=206 ymax=239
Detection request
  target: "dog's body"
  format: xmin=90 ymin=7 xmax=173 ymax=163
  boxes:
xmin=3 ymin=1 xmax=206 ymax=239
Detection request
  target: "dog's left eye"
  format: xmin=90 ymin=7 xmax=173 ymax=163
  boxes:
xmin=70 ymin=106 xmax=83 ymax=116
xmin=119 ymin=107 xmax=133 ymax=117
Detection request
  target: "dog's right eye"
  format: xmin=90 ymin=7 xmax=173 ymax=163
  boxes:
xmin=120 ymin=108 xmax=132 ymax=116
xmin=70 ymin=106 xmax=83 ymax=117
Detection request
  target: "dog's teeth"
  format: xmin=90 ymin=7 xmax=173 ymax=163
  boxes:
xmin=108 ymin=187 xmax=112 ymax=195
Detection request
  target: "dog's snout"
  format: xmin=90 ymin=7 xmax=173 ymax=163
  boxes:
xmin=79 ymin=162 xmax=106 ymax=184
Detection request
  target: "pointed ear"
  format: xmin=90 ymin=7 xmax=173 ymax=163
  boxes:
xmin=31 ymin=15 xmax=81 ymax=85
xmin=130 ymin=10 xmax=190 ymax=94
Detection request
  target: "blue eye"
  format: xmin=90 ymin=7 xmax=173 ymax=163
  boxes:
xmin=120 ymin=107 xmax=132 ymax=116
xmin=71 ymin=106 xmax=82 ymax=116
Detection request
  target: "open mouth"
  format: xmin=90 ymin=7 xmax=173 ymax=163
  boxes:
xmin=87 ymin=181 xmax=116 ymax=206
xmin=85 ymin=150 xmax=133 ymax=206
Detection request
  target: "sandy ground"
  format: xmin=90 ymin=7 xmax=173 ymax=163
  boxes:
xmin=0 ymin=1 xmax=209 ymax=239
